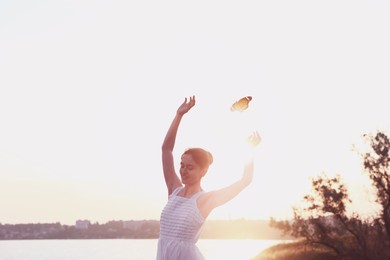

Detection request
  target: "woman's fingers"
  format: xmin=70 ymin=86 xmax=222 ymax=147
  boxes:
xmin=246 ymin=130 xmax=261 ymax=147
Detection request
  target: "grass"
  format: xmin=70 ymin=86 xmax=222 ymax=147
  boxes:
xmin=251 ymin=240 xmax=339 ymax=260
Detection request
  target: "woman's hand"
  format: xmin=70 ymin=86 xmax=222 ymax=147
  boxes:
xmin=177 ymin=96 xmax=196 ymax=116
xmin=246 ymin=130 xmax=261 ymax=148
xmin=241 ymin=131 xmax=261 ymax=186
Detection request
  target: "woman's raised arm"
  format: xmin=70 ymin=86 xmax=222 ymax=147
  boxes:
xmin=161 ymin=96 xmax=196 ymax=195
xmin=198 ymin=131 xmax=261 ymax=218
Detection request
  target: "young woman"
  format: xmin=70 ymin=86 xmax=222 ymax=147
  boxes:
xmin=157 ymin=96 xmax=261 ymax=260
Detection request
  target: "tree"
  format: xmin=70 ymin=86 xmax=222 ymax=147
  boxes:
xmin=270 ymin=131 xmax=390 ymax=260
xmin=362 ymin=131 xmax=390 ymax=250
xmin=271 ymin=174 xmax=370 ymax=259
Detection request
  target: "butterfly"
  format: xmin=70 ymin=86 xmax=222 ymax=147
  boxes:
xmin=230 ymin=96 xmax=252 ymax=112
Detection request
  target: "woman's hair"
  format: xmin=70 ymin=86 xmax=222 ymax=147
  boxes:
xmin=183 ymin=148 xmax=213 ymax=171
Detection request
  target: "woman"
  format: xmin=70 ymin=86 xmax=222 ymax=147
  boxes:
xmin=157 ymin=96 xmax=261 ymax=260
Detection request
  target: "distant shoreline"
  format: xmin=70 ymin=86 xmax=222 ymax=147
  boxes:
xmin=0 ymin=219 xmax=292 ymax=240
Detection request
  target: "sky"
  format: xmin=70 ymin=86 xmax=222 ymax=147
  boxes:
xmin=1 ymin=0 xmax=389 ymax=225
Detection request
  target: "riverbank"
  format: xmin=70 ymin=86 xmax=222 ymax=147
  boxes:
xmin=252 ymin=240 xmax=338 ymax=260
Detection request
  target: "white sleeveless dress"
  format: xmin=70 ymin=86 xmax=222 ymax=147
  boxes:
xmin=157 ymin=187 xmax=206 ymax=260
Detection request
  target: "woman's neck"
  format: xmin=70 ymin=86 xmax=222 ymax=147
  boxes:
xmin=180 ymin=184 xmax=203 ymax=198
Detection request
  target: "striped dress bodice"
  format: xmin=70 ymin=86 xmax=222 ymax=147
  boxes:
xmin=157 ymin=187 xmax=206 ymax=260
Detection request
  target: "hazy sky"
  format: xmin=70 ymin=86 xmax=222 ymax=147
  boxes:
xmin=1 ymin=1 xmax=389 ymax=225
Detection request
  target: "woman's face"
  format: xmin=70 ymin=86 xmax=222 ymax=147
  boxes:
xmin=180 ymin=154 xmax=204 ymax=185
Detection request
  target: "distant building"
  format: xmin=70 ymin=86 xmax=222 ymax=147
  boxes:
xmin=75 ymin=220 xmax=91 ymax=230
